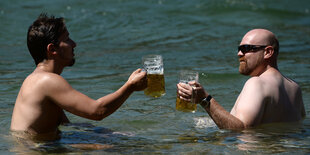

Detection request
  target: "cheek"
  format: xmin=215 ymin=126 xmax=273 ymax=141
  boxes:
xmin=253 ymin=54 xmax=263 ymax=65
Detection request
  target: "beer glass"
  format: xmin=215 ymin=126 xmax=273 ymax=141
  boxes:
xmin=142 ymin=55 xmax=165 ymax=98
xmin=176 ymin=70 xmax=199 ymax=113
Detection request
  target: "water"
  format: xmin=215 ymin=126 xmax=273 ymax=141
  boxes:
xmin=0 ymin=0 xmax=310 ymax=154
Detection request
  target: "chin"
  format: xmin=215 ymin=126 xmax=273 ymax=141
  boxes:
xmin=68 ymin=59 xmax=75 ymax=67
xmin=239 ymin=68 xmax=251 ymax=76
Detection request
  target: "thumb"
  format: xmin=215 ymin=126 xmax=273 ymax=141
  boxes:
xmin=136 ymin=68 xmax=142 ymax=73
xmin=188 ymin=81 xmax=200 ymax=87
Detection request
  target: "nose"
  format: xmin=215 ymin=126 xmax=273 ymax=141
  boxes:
xmin=70 ymin=38 xmax=77 ymax=48
xmin=237 ymin=50 xmax=244 ymax=57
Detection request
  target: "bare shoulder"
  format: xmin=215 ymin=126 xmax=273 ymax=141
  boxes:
xmin=243 ymin=76 xmax=264 ymax=90
xmin=27 ymin=71 xmax=62 ymax=84
xmin=233 ymin=77 xmax=267 ymax=126
xmin=22 ymin=71 xmax=72 ymax=95
xmin=239 ymin=76 xmax=267 ymax=100
xmin=238 ymin=77 xmax=265 ymax=103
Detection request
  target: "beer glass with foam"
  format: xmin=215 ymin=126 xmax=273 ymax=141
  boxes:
xmin=176 ymin=70 xmax=198 ymax=113
xmin=142 ymin=55 xmax=165 ymax=98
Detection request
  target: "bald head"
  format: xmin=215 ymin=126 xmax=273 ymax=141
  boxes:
xmin=241 ymin=29 xmax=279 ymax=54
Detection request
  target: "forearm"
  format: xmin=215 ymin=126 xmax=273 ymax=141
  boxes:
xmin=201 ymin=98 xmax=246 ymax=129
xmin=96 ymin=82 xmax=134 ymax=119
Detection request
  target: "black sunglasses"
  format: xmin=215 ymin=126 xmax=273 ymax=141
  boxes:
xmin=238 ymin=44 xmax=267 ymax=54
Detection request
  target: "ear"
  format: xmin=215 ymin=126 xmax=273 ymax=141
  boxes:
xmin=264 ymin=46 xmax=274 ymax=59
xmin=47 ymin=43 xmax=57 ymax=57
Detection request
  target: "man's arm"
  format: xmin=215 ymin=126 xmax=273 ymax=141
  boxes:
xmin=177 ymin=82 xmax=245 ymax=129
xmin=230 ymin=78 xmax=266 ymax=127
xmin=177 ymin=78 xmax=266 ymax=129
xmin=200 ymin=97 xmax=246 ymax=129
xmin=45 ymin=69 xmax=147 ymax=121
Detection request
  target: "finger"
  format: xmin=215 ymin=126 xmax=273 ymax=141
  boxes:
xmin=188 ymin=81 xmax=200 ymax=87
xmin=135 ymin=68 xmax=142 ymax=73
xmin=178 ymin=83 xmax=192 ymax=90
xmin=178 ymin=85 xmax=192 ymax=96
xmin=178 ymin=88 xmax=192 ymax=99
xmin=180 ymin=96 xmax=191 ymax=102
xmin=141 ymin=68 xmax=147 ymax=72
xmin=134 ymin=69 xmax=146 ymax=77
xmin=140 ymin=70 xmax=147 ymax=76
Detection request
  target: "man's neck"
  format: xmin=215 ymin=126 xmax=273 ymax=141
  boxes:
xmin=252 ymin=65 xmax=278 ymax=78
xmin=36 ymin=60 xmax=64 ymax=75
xmin=250 ymin=63 xmax=276 ymax=77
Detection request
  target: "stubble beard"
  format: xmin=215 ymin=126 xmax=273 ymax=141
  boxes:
xmin=67 ymin=58 xmax=75 ymax=67
xmin=239 ymin=62 xmax=251 ymax=75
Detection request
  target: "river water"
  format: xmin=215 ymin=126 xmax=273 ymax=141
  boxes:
xmin=0 ymin=0 xmax=309 ymax=154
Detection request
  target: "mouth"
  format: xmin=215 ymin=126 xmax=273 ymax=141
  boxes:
xmin=239 ymin=57 xmax=245 ymax=62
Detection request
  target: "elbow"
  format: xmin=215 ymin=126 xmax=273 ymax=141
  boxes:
xmin=89 ymin=112 xmax=108 ymax=121
xmin=86 ymin=108 xmax=108 ymax=121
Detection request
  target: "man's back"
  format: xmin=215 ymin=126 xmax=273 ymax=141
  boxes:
xmin=232 ymin=68 xmax=305 ymax=126
xmin=261 ymin=68 xmax=305 ymax=123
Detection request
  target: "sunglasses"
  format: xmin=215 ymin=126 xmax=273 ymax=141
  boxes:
xmin=238 ymin=44 xmax=267 ymax=54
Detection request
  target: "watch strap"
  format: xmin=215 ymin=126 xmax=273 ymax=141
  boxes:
xmin=200 ymin=95 xmax=212 ymax=108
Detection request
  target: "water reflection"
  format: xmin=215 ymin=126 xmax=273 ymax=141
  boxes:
xmin=9 ymin=123 xmax=128 ymax=154
xmin=175 ymin=120 xmax=310 ymax=154
xmin=7 ymin=120 xmax=310 ymax=154
xmin=236 ymin=122 xmax=309 ymax=153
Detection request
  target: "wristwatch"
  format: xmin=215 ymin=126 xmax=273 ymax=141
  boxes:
xmin=200 ymin=95 xmax=212 ymax=108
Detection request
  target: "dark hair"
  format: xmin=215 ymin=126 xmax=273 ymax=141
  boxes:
xmin=27 ymin=13 xmax=66 ymax=65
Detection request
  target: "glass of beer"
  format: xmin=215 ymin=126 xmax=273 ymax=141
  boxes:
xmin=176 ymin=70 xmax=199 ymax=113
xmin=142 ymin=55 xmax=165 ymax=98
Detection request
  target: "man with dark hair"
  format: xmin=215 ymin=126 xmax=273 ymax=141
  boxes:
xmin=27 ymin=13 xmax=68 ymax=66
xmin=177 ymin=29 xmax=305 ymax=129
xmin=10 ymin=14 xmax=147 ymax=140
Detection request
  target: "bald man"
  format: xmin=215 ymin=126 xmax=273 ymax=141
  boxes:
xmin=177 ymin=29 xmax=305 ymax=129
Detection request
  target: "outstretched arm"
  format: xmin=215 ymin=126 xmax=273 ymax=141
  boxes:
xmin=47 ymin=69 xmax=147 ymax=121
xmin=94 ymin=69 xmax=147 ymax=119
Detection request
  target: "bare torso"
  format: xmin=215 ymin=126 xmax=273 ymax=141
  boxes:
xmin=10 ymin=66 xmax=147 ymax=140
xmin=11 ymin=70 xmax=68 ymax=137
xmin=231 ymin=68 xmax=305 ymax=126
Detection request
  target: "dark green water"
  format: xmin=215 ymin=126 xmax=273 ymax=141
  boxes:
xmin=0 ymin=0 xmax=309 ymax=154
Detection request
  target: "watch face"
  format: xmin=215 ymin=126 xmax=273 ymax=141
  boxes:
xmin=200 ymin=98 xmax=210 ymax=108
xmin=202 ymin=98 xmax=207 ymax=103
xmin=200 ymin=95 xmax=212 ymax=108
